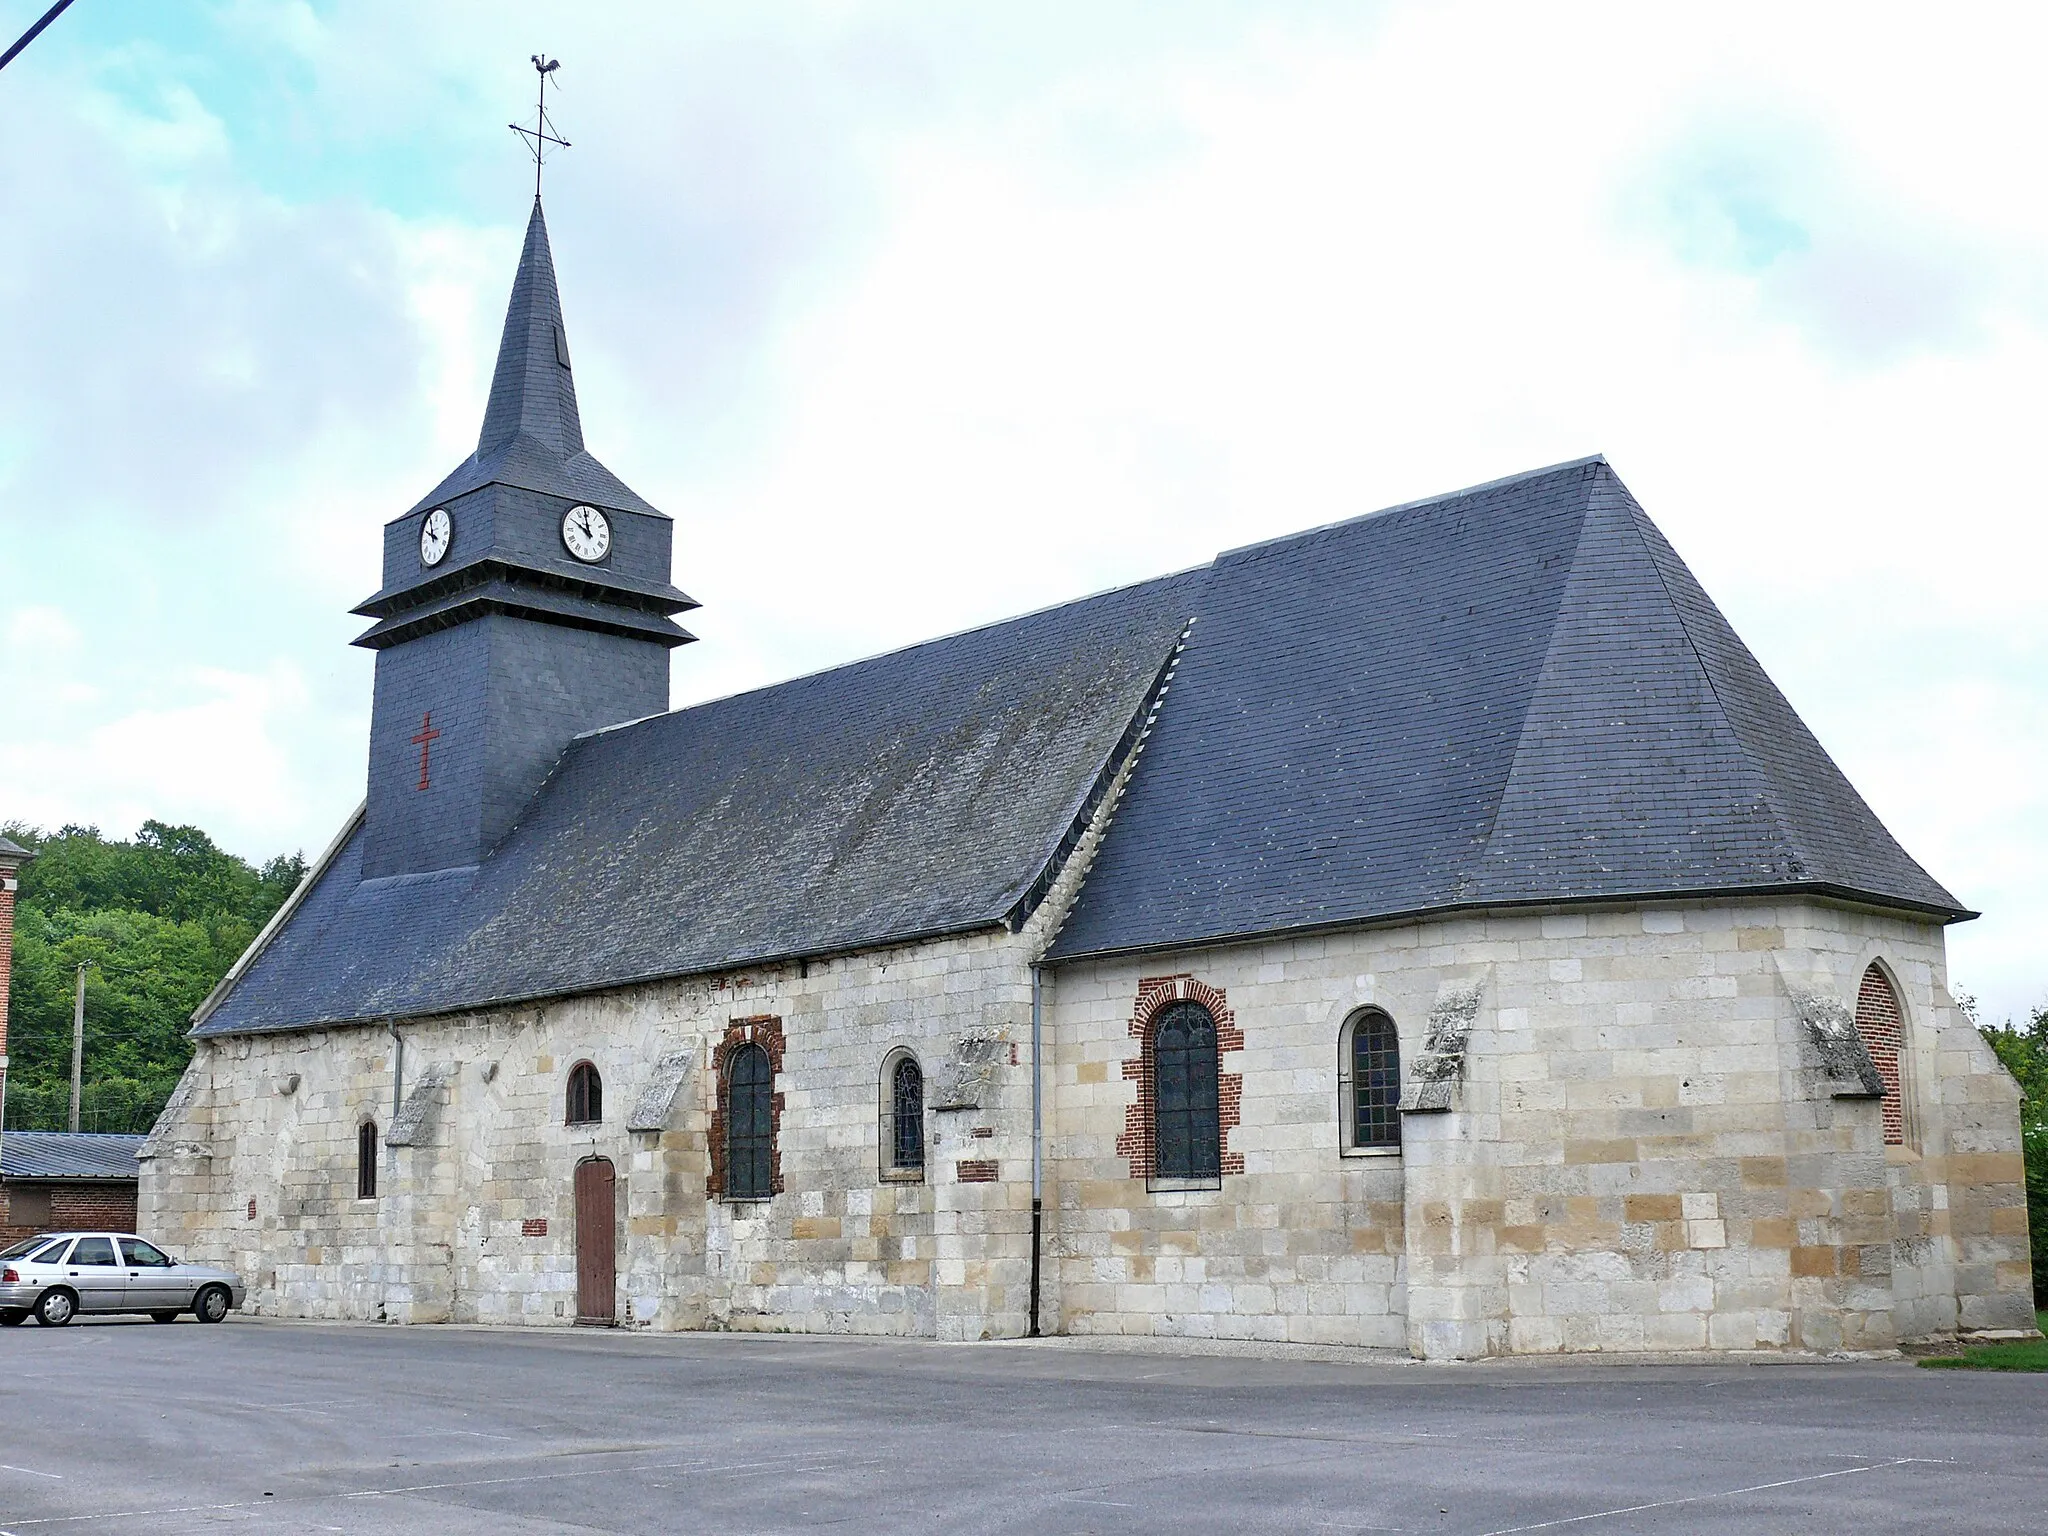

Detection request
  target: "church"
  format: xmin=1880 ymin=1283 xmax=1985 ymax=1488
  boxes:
xmin=138 ymin=192 xmax=2034 ymax=1358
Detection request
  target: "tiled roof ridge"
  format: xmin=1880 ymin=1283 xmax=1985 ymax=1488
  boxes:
xmin=1461 ymin=469 xmax=1605 ymax=882
xmin=576 ymin=564 xmax=1210 ymax=747
xmin=1463 ymin=464 xmax=1812 ymax=899
xmin=1217 ymin=453 xmax=1608 ymax=565
xmin=1602 ymin=472 xmax=1814 ymax=883
xmin=1618 ymin=485 xmax=1969 ymax=918
xmin=479 ymin=199 xmax=583 ymax=459
xmin=1000 ymin=615 xmax=1199 ymax=933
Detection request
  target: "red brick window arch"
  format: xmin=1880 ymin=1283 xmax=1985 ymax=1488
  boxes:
xmin=709 ymin=1016 xmax=785 ymax=1200
xmin=1118 ymin=976 xmax=1245 ymax=1186
xmin=1854 ymin=963 xmax=1906 ymax=1146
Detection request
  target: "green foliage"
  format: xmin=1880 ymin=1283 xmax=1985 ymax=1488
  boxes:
xmin=2 ymin=821 xmax=305 ymax=1133
xmin=1919 ymin=1312 xmax=2048 ymax=1371
xmin=1978 ymin=998 xmax=2048 ymax=1307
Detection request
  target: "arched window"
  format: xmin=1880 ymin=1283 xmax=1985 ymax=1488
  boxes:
xmin=725 ymin=1042 xmax=774 ymax=1200
xmin=1854 ymin=963 xmax=1906 ymax=1146
xmin=357 ymin=1120 xmax=378 ymax=1200
xmin=1153 ymin=1000 xmax=1221 ymax=1183
xmin=1339 ymin=1009 xmax=1402 ymax=1152
xmin=880 ymin=1051 xmax=925 ymax=1179
xmin=566 ymin=1061 xmax=602 ymax=1126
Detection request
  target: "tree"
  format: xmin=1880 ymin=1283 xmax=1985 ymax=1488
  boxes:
xmin=1 ymin=822 xmax=305 ymax=1133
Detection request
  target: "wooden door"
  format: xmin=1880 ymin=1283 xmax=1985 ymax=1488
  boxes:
xmin=574 ymin=1157 xmax=617 ymax=1324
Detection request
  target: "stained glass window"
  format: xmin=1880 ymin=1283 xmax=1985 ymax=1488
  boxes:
xmin=726 ymin=1043 xmax=774 ymax=1200
xmin=1153 ymin=1001 xmax=1220 ymax=1181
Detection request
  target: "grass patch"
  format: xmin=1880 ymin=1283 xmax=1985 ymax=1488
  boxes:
xmin=1917 ymin=1312 xmax=2048 ymax=1372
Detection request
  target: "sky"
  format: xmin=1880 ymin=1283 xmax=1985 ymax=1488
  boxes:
xmin=1 ymin=2 xmax=2042 ymax=1022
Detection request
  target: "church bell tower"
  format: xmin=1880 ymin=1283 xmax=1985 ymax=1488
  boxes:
xmin=350 ymin=195 xmax=696 ymax=879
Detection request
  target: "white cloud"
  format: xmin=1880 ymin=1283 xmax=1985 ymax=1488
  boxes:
xmin=1 ymin=0 xmax=2043 ymax=1019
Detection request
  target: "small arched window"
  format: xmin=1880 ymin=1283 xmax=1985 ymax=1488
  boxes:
xmin=1338 ymin=1009 xmax=1402 ymax=1152
xmin=725 ymin=1042 xmax=774 ymax=1200
xmin=1854 ymin=963 xmax=1907 ymax=1146
xmin=1153 ymin=1000 xmax=1221 ymax=1183
xmin=566 ymin=1061 xmax=603 ymax=1126
xmin=881 ymin=1051 xmax=925 ymax=1179
xmin=357 ymin=1120 xmax=378 ymax=1200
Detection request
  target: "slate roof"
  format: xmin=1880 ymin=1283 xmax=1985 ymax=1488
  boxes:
xmin=404 ymin=200 xmax=662 ymax=519
xmin=1045 ymin=456 xmax=1965 ymax=959
xmin=0 ymin=1132 xmax=143 ymax=1182
xmin=0 ymin=833 xmax=32 ymax=862
xmin=193 ymin=573 xmax=1201 ymax=1034
xmin=194 ymin=456 xmax=1965 ymax=1036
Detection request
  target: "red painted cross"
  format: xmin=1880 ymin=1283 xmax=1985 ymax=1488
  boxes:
xmin=410 ymin=712 xmax=441 ymax=791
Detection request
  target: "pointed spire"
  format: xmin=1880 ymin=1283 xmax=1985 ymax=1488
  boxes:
xmin=477 ymin=198 xmax=585 ymax=459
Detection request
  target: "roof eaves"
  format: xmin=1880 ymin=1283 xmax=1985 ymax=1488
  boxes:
xmin=1043 ymin=879 xmax=1975 ymax=968
xmin=194 ymin=913 xmax=1019 ymax=1037
xmin=0 ymin=1171 xmax=139 ymax=1184
xmin=351 ymin=588 xmax=695 ymax=651
xmin=353 ymin=555 xmax=698 ymax=620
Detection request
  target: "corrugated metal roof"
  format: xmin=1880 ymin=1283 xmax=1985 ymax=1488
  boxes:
xmin=0 ymin=1132 xmax=144 ymax=1182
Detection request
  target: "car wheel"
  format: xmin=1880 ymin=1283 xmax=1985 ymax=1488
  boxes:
xmin=0 ymin=1309 xmax=25 ymax=1327
xmin=34 ymin=1289 xmax=76 ymax=1327
xmin=193 ymin=1285 xmax=231 ymax=1324
xmin=150 ymin=1311 xmax=180 ymax=1324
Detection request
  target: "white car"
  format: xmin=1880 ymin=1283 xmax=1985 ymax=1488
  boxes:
xmin=0 ymin=1232 xmax=245 ymax=1327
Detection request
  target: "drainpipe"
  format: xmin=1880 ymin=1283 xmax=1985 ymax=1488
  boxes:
xmin=1029 ymin=963 xmax=1043 ymax=1338
xmin=388 ymin=1019 xmax=404 ymax=1122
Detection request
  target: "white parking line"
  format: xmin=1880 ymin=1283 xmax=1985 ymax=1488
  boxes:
xmin=1472 ymin=1458 xmax=1934 ymax=1536
xmin=0 ymin=1470 xmax=60 ymax=1482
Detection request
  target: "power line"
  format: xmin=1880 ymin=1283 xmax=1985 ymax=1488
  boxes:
xmin=0 ymin=0 xmax=81 ymax=76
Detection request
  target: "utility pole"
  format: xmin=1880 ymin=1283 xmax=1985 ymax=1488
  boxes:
xmin=70 ymin=961 xmax=90 ymax=1134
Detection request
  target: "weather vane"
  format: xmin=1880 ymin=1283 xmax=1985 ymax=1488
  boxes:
xmin=510 ymin=54 xmax=570 ymax=200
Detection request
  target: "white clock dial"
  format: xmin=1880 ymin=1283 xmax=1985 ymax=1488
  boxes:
xmin=562 ymin=504 xmax=612 ymax=562
xmin=419 ymin=507 xmax=452 ymax=567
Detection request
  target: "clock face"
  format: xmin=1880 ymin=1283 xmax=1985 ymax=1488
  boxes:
xmin=419 ymin=507 xmax=452 ymax=567
xmin=562 ymin=504 xmax=612 ymax=563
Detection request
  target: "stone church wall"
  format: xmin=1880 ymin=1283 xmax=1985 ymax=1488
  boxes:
xmin=1045 ymin=897 xmax=2031 ymax=1356
xmin=140 ymin=890 xmax=2030 ymax=1357
xmin=139 ymin=926 xmax=1040 ymax=1340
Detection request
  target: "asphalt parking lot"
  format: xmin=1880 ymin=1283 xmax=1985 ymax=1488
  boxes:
xmin=0 ymin=1318 xmax=2042 ymax=1534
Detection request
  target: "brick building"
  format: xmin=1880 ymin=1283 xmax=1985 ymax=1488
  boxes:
xmin=0 ymin=1133 xmax=143 ymax=1245
xmin=138 ymin=194 xmax=2034 ymax=1357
